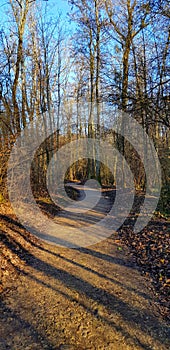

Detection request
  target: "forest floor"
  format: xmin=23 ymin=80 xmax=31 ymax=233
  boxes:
xmin=0 ymin=185 xmax=170 ymax=350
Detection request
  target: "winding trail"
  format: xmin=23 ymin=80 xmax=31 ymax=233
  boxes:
xmin=0 ymin=184 xmax=170 ymax=350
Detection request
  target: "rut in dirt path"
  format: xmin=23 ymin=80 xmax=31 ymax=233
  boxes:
xmin=0 ymin=185 xmax=170 ymax=350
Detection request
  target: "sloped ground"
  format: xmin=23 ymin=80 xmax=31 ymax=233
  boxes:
xmin=118 ymin=219 xmax=170 ymax=322
xmin=0 ymin=189 xmax=170 ymax=350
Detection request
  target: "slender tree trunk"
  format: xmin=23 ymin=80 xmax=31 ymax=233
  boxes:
xmin=95 ymin=0 xmax=101 ymax=183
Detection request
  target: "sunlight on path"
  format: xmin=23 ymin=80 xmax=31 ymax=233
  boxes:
xmin=0 ymin=188 xmax=170 ymax=350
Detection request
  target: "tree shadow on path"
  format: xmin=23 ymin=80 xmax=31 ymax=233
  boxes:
xmin=1 ymin=226 xmax=170 ymax=350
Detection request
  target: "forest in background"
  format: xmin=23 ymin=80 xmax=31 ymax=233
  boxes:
xmin=0 ymin=0 xmax=169 ymax=215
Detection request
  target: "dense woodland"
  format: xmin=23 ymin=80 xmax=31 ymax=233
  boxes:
xmin=0 ymin=1 xmax=170 ymax=336
xmin=0 ymin=0 xmax=169 ymax=213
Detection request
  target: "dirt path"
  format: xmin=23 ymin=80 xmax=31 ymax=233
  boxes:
xmin=0 ymin=185 xmax=170 ymax=350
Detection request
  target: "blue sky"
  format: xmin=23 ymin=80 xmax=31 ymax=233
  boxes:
xmin=55 ymin=0 xmax=70 ymax=15
xmin=44 ymin=0 xmax=71 ymax=18
xmin=0 ymin=0 xmax=72 ymax=26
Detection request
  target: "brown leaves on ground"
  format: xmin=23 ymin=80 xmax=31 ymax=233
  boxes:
xmin=0 ymin=202 xmax=41 ymax=294
xmin=118 ymin=219 xmax=170 ymax=321
xmin=0 ymin=193 xmax=170 ymax=324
